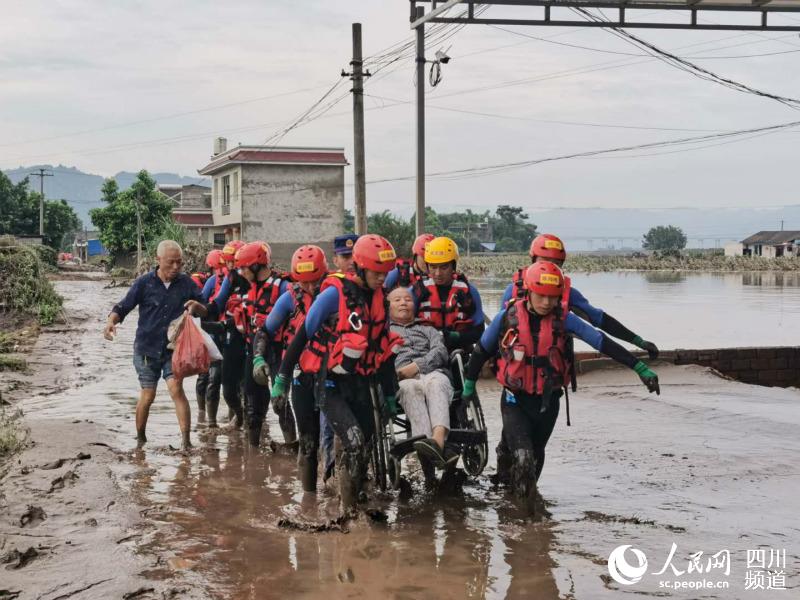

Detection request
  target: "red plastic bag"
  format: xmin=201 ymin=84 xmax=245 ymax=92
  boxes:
xmin=171 ymin=313 xmax=211 ymax=380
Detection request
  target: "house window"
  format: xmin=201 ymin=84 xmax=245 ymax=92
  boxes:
xmin=213 ymin=233 xmax=226 ymax=246
xmin=222 ymin=175 xmax=231 ymax=215
xmin=213 ymin=179 xmax=219 ymax=207
xmin=233 ymin=171 xmax=239 ymax=204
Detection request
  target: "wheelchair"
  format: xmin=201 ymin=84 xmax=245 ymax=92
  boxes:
xmin=369 ymin=349 xmax=488 ymax=491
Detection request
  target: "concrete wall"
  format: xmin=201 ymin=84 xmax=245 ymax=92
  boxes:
xmin=210 ymin=166 xmax=242 ymax=227
xmin=576 ymin=346 xmax=800 ymax=388
xmin=240 ymin=163 xmax=344 ymax=265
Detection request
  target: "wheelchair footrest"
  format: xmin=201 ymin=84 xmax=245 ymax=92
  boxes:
xmin=389 ymin=434 xmax=426 ymax=459
xmin=448 ymin=428 xmax=487 ymax=446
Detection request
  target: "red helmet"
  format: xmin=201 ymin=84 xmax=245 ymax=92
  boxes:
xmin=291 ymin=245 xmax=328 ymax=282
xmin=222 ymin=240 xmax=246 ymax=261
xmin=205 ymin=249 xmax=223 ymax=269
xmin=530 ymin=233 xmax=566 ymax=262
xmin=234 ymin=242 xmax=270 ymax=269
xmin=524 ymin=262 xmax=564 ymax=297
xmin=352 ymin=234 xmax=397 ymax=273
xmin=412 ymin=233 xmax=435 ymax=257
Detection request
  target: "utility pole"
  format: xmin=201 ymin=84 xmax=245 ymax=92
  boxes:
xmin=414 ymin=6 xmax=426 ymax=236
xmin=781 ymin=219 xmax=784 ymax=231
xmin=343 ymin=23 xmax=370 ymax=235
xmin=136 ymin=191 xmax=143 ymax=272
xmin=28 ymin=168 xmax=53 ymax=237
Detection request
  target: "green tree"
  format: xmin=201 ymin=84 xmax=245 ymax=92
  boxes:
xmin=366 ymin=211 xmax=415 ymax=256
xmin=0 ymin=170 xmax=81 ymax=249
xmin=343 ymin=208 xmax=355 ymax=233
xmin=642 ymin=225 xmax=687 ymax=252
xmin=493 ymin=204 xmax=537 ymax=252
xmin=90 ymin=170 xmax=174 ymax=259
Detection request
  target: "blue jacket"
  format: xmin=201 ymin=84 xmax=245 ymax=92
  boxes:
xmin=480 ymin=307 xmax=604 ymax=354
xmin=112 ymin=269 xmax=203 ymax=360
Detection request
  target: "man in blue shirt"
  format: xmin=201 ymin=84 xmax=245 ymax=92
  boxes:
xmin=104 ymin=240 xmax=208 ymax=450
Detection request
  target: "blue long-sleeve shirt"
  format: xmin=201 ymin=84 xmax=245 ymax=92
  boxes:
xmin=480 ymin=308 xmax=604 ymax=355
xmin=501 ymin=281 xmax=603 ymax=326
xmin=263 ymin=289 xmax=298 ymax=337
xmin=111 ymin=269 xmax=203 ymax=360
xmin=303 ymin=286 xmax=341 ymax=337
xmin=201 ymin=273 xmax=232 ymax=306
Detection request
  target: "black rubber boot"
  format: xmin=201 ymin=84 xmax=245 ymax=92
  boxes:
xmin=247 ymin=423 xmax=262 ymax=448
xmin=206 ymin=393 xmax=219 ymax=428
xmin=298 ymin=453 xmax=318 ymax=493
xmin=492 ymin=437 xmax=513 ymax=487
xmin=338 ymin=451 xmax=361 ymax=513
xmin=511 ymin=449 xmax=540 ymax=517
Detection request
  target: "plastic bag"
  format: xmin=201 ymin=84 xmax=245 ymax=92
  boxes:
xmin=171 ymin=313 xmax=211 ymax=380
xmin=196 ymin=318 xmax=223 ymax=361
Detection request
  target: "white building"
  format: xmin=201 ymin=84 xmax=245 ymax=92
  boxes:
xmin=738 ymin=231 xmax=800 ymax=258
xmin=198 ymin=138 xmax=347 ymax=261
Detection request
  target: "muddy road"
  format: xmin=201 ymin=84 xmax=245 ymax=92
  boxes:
xmin=2 ymin=279 xmax=798 ymax=599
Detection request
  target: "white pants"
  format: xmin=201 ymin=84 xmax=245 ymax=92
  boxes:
xmin=397 ymin=371 xmax=453 ymax=438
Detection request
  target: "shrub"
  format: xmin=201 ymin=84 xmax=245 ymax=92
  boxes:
xmin=0 ymin=243 xmax=63 ymax=325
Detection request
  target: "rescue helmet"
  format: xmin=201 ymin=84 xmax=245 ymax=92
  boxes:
xmin=205 ymin=249 xmax=223 ymax=269
xmin=234 ymin=241 xmax=270 ymax=269
xmin=291 ymin=245 xmax=328 ymax=282
xmin=222 ymin=240 xmax=246 ymax=261
xmin=524 ymin=262 xmax=564 ymax=297
xmin=352 ymin=234 xmax=397 ymax=273
xmin=412 ymin=233 xmax=436 ymax=257
xmin=530 ymin=233 xmax=567 ymax=262
xmin=424 ymin=236 xmax=459 ymax=265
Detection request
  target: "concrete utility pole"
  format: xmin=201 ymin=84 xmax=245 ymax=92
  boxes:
xmin=346 ymin=23 xmax=369 ymax=235
xmin=28 ymin=168 xmax=53 ymax=236
xmin=414 ymin=6 xmax=426 ymax=236
xmin=136 ymin=191 xmax=143 ymax=272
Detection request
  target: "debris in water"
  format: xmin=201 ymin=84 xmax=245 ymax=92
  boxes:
xmin=19 ymin=505 xmax=46 ymax=528
xmin=40 ymin=458 xmax=67 ymax=470
xmin=581 ymin=510 xmax=686 ymax=533
xmin=277 ymin=515 xmax=349 ymax=533
xmin=1 ymin=547 xmax=40 ymax=570
xmin=48 ymin=469 xmax=79 ymax=493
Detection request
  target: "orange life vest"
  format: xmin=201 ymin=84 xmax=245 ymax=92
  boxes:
xmin=495 ymin=279 xmax=573 ymax=396
xmin=230 ymin=272 xmax=288 ymax=342
xmin=280 ymin=283 xmax=315 ymax=358
xmin=190 ymin=272 xmax=208 ymax=289
xmin=415 ymin=273 xmax=475 ymax=332
xmin=394 ymin=258 xmax=423 ymax=288
xmin=298 ymin=272 xmax=403 ymax=376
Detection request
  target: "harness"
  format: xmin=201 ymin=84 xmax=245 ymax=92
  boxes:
xmin=230 ymin=271 xmax=288 ymax=343
xmin=414 ymin=272 xmax=475 ymax=332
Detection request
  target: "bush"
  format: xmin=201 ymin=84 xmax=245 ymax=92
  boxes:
xmin=30 ymin=244 xmax=57 ymax=267
xmin=0 ymin=242 xmax=63 ymax=325
xmin=0 ymin=406 xmax=27 ymax=458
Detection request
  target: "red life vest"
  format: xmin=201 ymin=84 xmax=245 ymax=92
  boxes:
xmin=190 ymin=272 xmax=208 ymax=289
xmin=415 ymin=273 xmax=475 ymax=332
xmin=280 ymin=283 xmax=315 ymax=358
xmin=394 ymin=258 xmax=423 ymax=288
xmin=230 ymin=272 xmax=288 ymax=342
xmin=298 ymin=272 xmax=403 ymax=376
xmin=495 ymin=278 xmax=573 ymax=396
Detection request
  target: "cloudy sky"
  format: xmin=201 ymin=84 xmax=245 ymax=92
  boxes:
xmin=2 ymin=0 xmax=800 ymax=217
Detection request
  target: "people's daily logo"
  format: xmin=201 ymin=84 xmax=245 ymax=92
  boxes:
xmin=608 ymin=545 xmax=649 ymax=585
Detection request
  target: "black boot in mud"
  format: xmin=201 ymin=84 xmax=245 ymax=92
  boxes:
xmin=511 ymin=449 xmax=541 ymax=518
xmin=206 ymin=395 xmax=219 ymax=429
xmin=491 ymin=438 xmax=513 ymax=487
xmin=337 ymin=451 xmax=361 ymax=514
xmin=247 ymin=423 xmax=262 ymax=448
xmin=298 ymin=453 xmax=319 ymax=493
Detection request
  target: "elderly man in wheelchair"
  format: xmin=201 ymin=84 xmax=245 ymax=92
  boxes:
xmin=387 ymin=286 xmax=460 ymax=470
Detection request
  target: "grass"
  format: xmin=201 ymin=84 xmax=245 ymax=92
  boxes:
xmin=0 ymin=355 xmax=27 ymax=372
xmin=460 ymin=252 xmax=800 ymax=278
xmin=0 ymin=406 xmax=27 ymax=458
xmin=0 ymin=242 xmax=64 ymax=326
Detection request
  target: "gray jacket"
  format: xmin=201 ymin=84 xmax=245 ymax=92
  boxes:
xmin=390 ymin=319 xmax=450 ymax=377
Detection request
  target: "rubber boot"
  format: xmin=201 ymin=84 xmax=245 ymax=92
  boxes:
xmin=511 ymin=449 xmax=540 ymax=517
xmin=206 ymin=394 xmax=219 ymax=429
xmin=338 ymin=451 xmax=361 ymax=513
xmin=247 ymin=422 xmax=262 ymax=448
xmin=492 ymin=437 xmax=513 ymax=487
xmin=298 ymin=453 xmax=318 ymax=493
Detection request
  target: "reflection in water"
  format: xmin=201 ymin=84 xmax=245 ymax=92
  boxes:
xmin=643 ymin=271 xmax=686 ymax=284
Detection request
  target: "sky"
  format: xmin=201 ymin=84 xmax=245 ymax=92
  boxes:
xmin=2 ymin=0 xmax=800 ymax=221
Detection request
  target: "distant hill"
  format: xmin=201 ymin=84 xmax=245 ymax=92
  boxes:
xmin=3 ymin=164 xmax=209 ymax=225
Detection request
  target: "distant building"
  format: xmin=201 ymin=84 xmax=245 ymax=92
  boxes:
xmin=737 ymin=231 xmax=800 ymax=258
xmin=157 ymin=183 xmax=227 ymax=246
xmin=198 ymin=138 xmax=347 ymax=261
xmin=723 ymin=242 xmax=743 ymax=257
xmin=72 ymin=230 xmax=106 ymax=261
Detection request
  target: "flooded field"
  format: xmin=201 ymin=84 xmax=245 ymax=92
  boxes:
xmin=476 ymin=271 xmax=800 ymax=350
xmin=2 ymin=278 xmax=799 ymax=599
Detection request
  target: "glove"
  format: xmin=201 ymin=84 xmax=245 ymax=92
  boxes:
xmin=634 ymin=361 xmax=660 ymax=395
xmin=447 ymin=331 xmax=461 ymax=344
xmin=634 ymin=335 xmax=659 ymax=360
xmin=384 ymin=395 xmax=398 ymax=417
xmin=462 ymin=378 xmax=476 ymax=398
xmin=252 ymin=355 xmax=270 ymax=387
xmin=270 ymin=373 xmax=289 ymax=399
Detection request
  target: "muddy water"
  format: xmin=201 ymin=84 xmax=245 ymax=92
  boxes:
xmin=475 ymin=271 xmax=800 ymax=350
xmin=14 ymin=279 xmax=800 ymax=599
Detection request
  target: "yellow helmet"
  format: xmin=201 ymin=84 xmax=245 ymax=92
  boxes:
xmin=424 ymin=236 xmax=459 ymax=264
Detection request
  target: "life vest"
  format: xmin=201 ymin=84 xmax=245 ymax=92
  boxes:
xmin=415 ymin=272 xmax=475 ymax=332
xmin=298 ymin=272 xmax=403 ymax=376
xmin=230 ymin=271 xmax=288 ymax=342
xmin=511 ymin=267 xmax=573 ymax=303
xmin=394 ymin=258 xmax=423 ymax=288
xmin=280 ymin=283 xmax=315 ymax=357
xmin=495 ymin=278 xmax=573 ymax=396
xmin=190 ymin=272 xmax=208 ymax=289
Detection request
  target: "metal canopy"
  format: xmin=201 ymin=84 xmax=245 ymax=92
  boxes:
xmin=411 ymin=0 xmax=800 ymax=32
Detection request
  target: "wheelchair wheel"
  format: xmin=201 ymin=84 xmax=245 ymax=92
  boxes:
xmin=387 ymin=455 xmax=402 ymax=490
xmin=370 ymin=384 xmax=388 ymax=492
xmin=461 ymin=394 xmax=488 ymax=477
